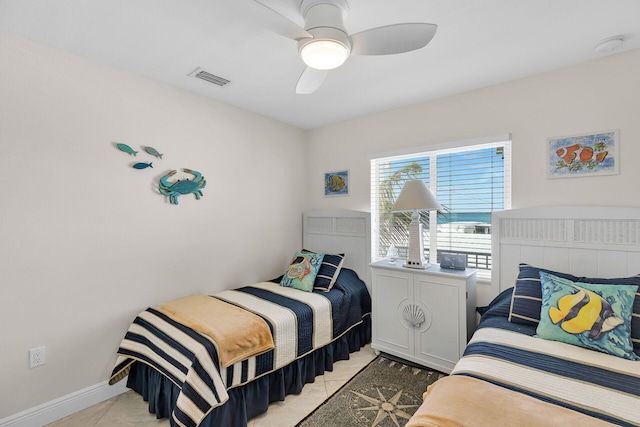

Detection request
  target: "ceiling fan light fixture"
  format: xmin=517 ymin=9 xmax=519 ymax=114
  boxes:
xmin=300 ymin=39 xmax=349 ymax=70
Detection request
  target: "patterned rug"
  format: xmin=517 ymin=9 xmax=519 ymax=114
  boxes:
xmin=297 ymin=356 xmax=446 ymax=427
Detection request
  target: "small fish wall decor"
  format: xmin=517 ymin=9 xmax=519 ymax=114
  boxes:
xmin=114 ymin=142 xmax=206 ymax=206
xmin=117 ymin=143 xmax=138 ymax=156
xmin=133 ymin=162 xmax=153 ymax=170
xmin=144 ymin=146 xmax=163 ymax=159
xmin=115 ymin=142 xmax=156 ymax=171
xmin=114 ymin=143 xmax=163 ymax=170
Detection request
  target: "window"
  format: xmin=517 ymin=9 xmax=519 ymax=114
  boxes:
xmin=370 ymin=135 xmax=511 ymax=279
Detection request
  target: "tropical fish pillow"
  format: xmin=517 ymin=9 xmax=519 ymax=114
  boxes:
xmin=536 ymin=272 xmax=639 ymax=360
xmin=280 ymin=252 xmax=325 ymax=292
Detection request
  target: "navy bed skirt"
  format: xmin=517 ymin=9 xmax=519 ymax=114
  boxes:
xmin=126 ymin=315 xmax=371 ymax=427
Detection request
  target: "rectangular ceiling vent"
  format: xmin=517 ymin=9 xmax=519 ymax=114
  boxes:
xmin=189 ymin=67 xmax=230 ymax=87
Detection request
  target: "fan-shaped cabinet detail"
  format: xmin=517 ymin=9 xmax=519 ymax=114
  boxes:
xmin=370 ymin=260 xmax=477 ymax=373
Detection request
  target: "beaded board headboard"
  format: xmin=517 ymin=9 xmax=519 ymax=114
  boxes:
xmin=303 ymin=210 xmax=371 ymax=292
xmin=488 ymin=206 xmax=640 ymax=306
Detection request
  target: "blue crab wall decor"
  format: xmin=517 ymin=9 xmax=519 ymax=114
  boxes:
xmin=159 ymin=168 xmax=206 ymax=205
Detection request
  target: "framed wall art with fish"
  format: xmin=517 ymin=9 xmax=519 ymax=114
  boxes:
xmin=547 ymin=129 xmax=619 ymax=178
xmin=324 ymin=170 xmax=349 ymax=196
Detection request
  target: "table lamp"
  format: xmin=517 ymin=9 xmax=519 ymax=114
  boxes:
xmin=391 ymin=179 xmax=441 ymax=269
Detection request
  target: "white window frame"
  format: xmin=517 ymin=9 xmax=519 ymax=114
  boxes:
xmin=370 ymin=134 xmax=512 ymax=281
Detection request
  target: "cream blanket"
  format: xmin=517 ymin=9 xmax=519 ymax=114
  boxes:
xmin=406 ymin=376 xmax=615 ymax=427
xmin=157 ymin=294 xmax=274 ymax=368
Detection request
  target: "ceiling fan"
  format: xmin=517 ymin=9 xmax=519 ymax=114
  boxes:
xmin=251 ymin=0 xmax=437 ymax=94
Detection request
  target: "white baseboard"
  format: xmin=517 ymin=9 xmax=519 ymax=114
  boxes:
xmin=0 ymin=380 xmax=128 ymax=427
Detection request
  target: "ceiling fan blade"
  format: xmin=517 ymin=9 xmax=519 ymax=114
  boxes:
xmin=251 ymin=0 xmax=311 ymax=41
xmin=350 ymin=23 xmax=437 ymax=55
xmin=296 ymin=67 xmax=328 ymax=94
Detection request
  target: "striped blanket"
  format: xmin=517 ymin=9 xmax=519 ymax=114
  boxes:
xmin=452 ymin=327 xmax=640 ymax=426
xmin=110 ymin=278 xmax=368 ymax=427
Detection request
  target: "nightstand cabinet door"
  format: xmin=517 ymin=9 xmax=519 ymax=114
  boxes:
xmin=371 ymin=269 xmax=414 ymax=359
xmin=414 ymin=275 xmax=463 ymax=371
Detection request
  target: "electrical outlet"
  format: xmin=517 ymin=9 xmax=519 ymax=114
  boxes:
xmin=29 ymin=346 xmax=46 ymax=368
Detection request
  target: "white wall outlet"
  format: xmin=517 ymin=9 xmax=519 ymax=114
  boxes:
xmin=29 ymin=346 xmax=46 ymax=368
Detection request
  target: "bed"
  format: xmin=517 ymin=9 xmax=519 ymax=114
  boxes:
xmin=109 ymin=210 xmax=372 ymax=427
xmin=407 ymin=206 xmax=640 ymax=427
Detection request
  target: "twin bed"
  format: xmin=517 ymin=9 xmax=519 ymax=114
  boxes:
xmin=109 ymin=210 xmax=372 ymax=427
xmin=110 ymin=207 xmax=640 ymax=427
xmin=408 ymin=206 xmax=640 ymax=427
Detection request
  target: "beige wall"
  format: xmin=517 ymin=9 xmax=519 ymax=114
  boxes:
xmin=3 ymin=27 xmax=640 ymax=421
xmin=0 ymin=32 xmax=305 ymax=418
xmin=304 ymin=48 xmax=640 ymax=213
xmin=303 ymin=48 xmax=640 ymax=303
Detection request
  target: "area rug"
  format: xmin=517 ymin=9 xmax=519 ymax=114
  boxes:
xmin=297 ymin=356 xmax=446 ymax=427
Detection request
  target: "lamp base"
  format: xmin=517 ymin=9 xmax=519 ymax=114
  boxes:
xmin=402 ymin=261 xmax=430 ymax=269
xmin=404 ymin=210 xmax=428 ymax=269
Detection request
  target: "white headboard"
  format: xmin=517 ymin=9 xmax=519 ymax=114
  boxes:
xmin=303 ymin=210 xmax=371 ymax=291
xmin=489 ymin=206 xmax=640 ymax=305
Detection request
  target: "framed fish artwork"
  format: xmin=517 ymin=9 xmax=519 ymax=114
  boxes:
xmin=547 ymin=130 xmax=619 ymax=178
xmin=324 ymin=170 xmax=349 ymax=196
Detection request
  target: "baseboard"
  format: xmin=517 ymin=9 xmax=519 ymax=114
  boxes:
xmin=0 ymin=379 xmax=128 ymax=427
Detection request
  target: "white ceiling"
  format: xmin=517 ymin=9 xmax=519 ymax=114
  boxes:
xmin=2 ymin=0 xmax=639 ymax=130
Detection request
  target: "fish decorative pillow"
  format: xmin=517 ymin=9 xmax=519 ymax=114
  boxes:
xmin=280 ymin=252 xmax=325 ymax=292
xmin=536 ymin=272 xmax=639 ymax=360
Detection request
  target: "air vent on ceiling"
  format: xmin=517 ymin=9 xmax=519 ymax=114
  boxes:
xmin=188 ymin=68 xmax=230 ymax=87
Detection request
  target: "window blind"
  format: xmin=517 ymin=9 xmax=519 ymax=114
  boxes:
xmin=370 ymin=136 xmax=511 ymax=276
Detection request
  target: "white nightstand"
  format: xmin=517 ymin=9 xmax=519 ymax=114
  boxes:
xmin=370 ymin=259 xmax=477 ymax=373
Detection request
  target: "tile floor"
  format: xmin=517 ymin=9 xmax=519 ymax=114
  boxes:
xmin=47 ymin=345 xmax=376 ymax=427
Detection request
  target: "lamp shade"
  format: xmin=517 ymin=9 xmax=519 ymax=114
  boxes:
xmin=391 ymin=180 xmax=441 ymax=212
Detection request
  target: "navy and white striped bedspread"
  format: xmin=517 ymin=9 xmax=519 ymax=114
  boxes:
xmin=452 ymin=327 xmax=640 ymax=426
xmin=110 ymin=271 xmax=369 ymax=427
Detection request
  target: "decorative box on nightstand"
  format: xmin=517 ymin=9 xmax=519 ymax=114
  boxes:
xmin=370 ymin=259 xmax=477 ymax=373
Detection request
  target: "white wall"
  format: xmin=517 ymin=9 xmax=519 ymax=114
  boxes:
xmin=303 ymin=48 xmax=640 ymax=302
xmin=3 ymin=27 xmax=640 ymax=421
xmin=0 ymin=32 xmax=306 ymax=419
xmin=305 ymin=48 xmax=640 ymax=212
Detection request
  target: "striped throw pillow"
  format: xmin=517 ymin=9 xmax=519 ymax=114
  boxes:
xmin=302 ymin=249 xmax=344 ymax=292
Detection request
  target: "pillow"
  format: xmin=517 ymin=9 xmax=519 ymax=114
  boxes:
xmin=509 ymin=263 xmax=640 ymax=357
xmin=509 ymin=264 xmax=581 ymax=325
xmin=536 ymin=272 xmax=639 ymax=360
xmin=280 ymin=252 xmax=324 ymax=292
xmin=302 ymin=249 xmax=344 ymax=292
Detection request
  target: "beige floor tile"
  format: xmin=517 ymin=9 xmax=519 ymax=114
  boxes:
xmin=251 ymin=379 xmax=328 ymax=427
xmin=322 ymin=345 xmax=376 ymax=383
xmin=46 ymin=345 xmax=375 ymax=426
xmin=324 ymin=379 xmax=348 ymax=397
xmin=95 ymin=391 xmax=169 ymax=426
xmin=46 ymin=398 xmax=117 ymax=427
